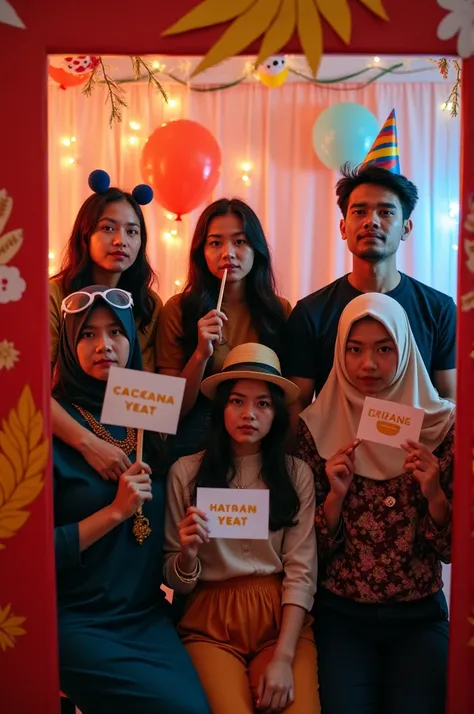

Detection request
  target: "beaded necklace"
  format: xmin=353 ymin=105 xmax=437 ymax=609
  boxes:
xmin=73 ymin=404 xmax=136 ymax=455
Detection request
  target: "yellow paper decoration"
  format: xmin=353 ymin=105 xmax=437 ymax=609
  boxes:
xmin=317 ymin=0 xmax=351 ymax=44
xmin=258 ymin=0 xmax=296 ymax=65
xmin=163 ymin=0 xmax=389 ymax=77
xmin=297 ymin=0 xmax=323 ymax=76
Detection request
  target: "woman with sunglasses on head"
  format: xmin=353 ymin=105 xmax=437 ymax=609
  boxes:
xmin=50 ymin=170 xmax=162 ymax=481
xmin=164 ymin=343 xmax=320 ymax=714
xmin=157 ymin=198 xmax=292 ymax=461
xmin=53 ymin=285 xmax=210 ymax=714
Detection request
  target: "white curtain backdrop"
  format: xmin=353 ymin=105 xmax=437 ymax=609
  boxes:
xmin=48 ymin=76 xmax=458 ymax=610
xmin=48 ymin=79 xmax=461 ymax=306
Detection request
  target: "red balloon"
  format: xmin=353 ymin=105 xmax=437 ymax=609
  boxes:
xmin=140 ymin=120 xmax=222 ymax=219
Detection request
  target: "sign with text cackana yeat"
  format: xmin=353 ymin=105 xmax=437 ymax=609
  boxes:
xmin=100 ymin=366 xmax=185 ymax=434
xmin=197 ymin=487 xmax=270 ymax=540
xmin=357 ymin=396 xmax=424 ymax=449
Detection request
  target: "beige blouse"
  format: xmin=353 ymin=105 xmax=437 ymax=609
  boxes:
xmin=163 ymin=452 xmax=317 ymax=612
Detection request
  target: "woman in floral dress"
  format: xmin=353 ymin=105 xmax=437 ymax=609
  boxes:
xmin=296 ymin=292 xmax=455 ymax=714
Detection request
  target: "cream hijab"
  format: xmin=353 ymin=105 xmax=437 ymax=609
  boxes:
xmin=300 ymin=293 xmax=455 ymax=480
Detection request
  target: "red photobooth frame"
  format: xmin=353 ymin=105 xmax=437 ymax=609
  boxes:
xmin=0 ymin=1 xmax=472 ymax=712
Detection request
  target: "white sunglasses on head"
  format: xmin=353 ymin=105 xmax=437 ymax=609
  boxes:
xmin=61 ymin=288 xmax=134 ymax=314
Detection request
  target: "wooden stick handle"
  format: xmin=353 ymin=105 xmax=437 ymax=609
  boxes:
xmin=136 ymin=428 xmax=145 ymax=515
xmin=136 ymin=428 xmax=144 ymax=463
xmin=216 ymin=269 xmax=227 ymax=312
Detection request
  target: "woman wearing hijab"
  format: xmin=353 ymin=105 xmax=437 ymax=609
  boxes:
xmin=296 ymin=293 xmax=455 ymax=714
xmin=164 ymin=343 xmax=319 ymax=714
xmin=52 ymin=285 xmax=209 ymax=714
xmin=51 ymin=170 xmax=162 ymax=482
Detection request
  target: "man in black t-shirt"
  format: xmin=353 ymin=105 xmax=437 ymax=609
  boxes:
xmin=284 ymin=164 xmax=456 ymax=444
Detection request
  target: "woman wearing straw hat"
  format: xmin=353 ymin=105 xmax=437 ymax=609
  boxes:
xmin=164 ymin=343 xmax=320 ymax=714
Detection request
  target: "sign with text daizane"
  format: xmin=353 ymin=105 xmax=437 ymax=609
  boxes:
xmin=357 ymin=396 xmax=424 ymax=449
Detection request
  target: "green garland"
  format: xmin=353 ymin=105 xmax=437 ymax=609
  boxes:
xmin=431 ymin=58 xmax=461 ymax=118
xmin=81 ymin=56 xmax=450 ymax=125
xmin=82 ymin=56 xmax=168 ymax=126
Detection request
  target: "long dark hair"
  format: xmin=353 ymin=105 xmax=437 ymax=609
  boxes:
xmin=180 ymin=198 xmax=286 ymax=363
xmin=190 ymin=380 xmax=300 ymax=531
xmin=144 ymin=432 xmax=170 ymax=479
xmin=52 ymin=188 xmax=157 ymax=332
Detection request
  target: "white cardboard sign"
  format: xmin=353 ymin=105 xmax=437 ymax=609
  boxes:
xmin=197 ymin=487 xmax=269 ymax=540
xmin=356 ymin=396 xmax=424 ymax=449
xmin=100 ymin=366 xmax=185 ymax=434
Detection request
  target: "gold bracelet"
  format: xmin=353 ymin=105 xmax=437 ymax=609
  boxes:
xmin=174 ymin=556 xmax=201 ymax=583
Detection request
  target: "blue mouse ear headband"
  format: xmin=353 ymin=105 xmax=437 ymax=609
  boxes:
xmin=88 ymin=169 xmax=153 ymax=206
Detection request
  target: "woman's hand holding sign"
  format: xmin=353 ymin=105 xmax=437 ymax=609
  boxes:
xmin=401 ymin=440 xmax=440 ymax=497
xmin=178 ymin=506 xmax=210 ymax=573
xmin=324 ymin=440 xmax=361 ymax=537
xmin=110 ymin=460 xmax=152 ymax=521
xmin=401 ymin=439 xmax=449 ymax=527
xmin=325 ymin=439 xmax=361 ymax=498
xmin=77 ymin=461 xmax=152 ymax=553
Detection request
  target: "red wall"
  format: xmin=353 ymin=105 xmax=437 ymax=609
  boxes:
xmin=0 ymin=1 xmax=471 ymax=712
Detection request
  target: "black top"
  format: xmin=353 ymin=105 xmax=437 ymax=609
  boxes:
xmin=283 ymin=273 xmax=456 ymax=395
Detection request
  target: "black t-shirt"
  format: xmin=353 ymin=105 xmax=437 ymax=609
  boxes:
xmin=283 ymin=273 xmax=456 ymax=395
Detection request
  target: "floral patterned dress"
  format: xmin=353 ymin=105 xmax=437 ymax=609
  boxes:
xmin=296 ymin=420 xmax=455 ymax=603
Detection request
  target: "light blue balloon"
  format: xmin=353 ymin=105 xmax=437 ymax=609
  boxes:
xmin=312 ymin=103 xmax=380 ymax=171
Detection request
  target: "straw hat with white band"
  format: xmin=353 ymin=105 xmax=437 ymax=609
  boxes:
xmin=200 ymin=343 xmax=300 ymax=404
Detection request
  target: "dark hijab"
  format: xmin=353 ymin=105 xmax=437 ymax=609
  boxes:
xmin=53 ymin=285 xmax=142 ymax=411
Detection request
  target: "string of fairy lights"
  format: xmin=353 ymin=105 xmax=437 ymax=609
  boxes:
xmin=50 ymin=118 xmax=254 ymax=292
xmin=48 ymin=58 xmax=459 ymax=285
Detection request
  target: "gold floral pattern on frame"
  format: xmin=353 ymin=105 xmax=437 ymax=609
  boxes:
xmin=0 ymin=385 xmax=48 ymax=550
xmin=0 ymin=603 xmax=26 ymax=651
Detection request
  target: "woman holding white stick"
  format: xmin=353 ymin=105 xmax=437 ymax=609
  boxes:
xmin=158 ymin=198 xmax=292 ymax=460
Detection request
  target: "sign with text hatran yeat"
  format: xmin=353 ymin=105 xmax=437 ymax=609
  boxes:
xmin=197 ymin=487 xmax=269 ymax=540
xmin=356 ymin=396 xmax=425 ymax=449
xmin=100 ymin=366 xmax=185 ymax=434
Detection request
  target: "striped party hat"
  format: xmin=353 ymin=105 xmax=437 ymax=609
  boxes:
xmin=362 ymin=109 xmax=400 ymax=174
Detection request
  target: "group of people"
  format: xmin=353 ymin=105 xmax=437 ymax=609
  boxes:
xmin=50 ymin=161 xmax=456 ymax=714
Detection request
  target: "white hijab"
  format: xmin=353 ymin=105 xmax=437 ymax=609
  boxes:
xmin=300 ymin=293 xmax=455 ymax=480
